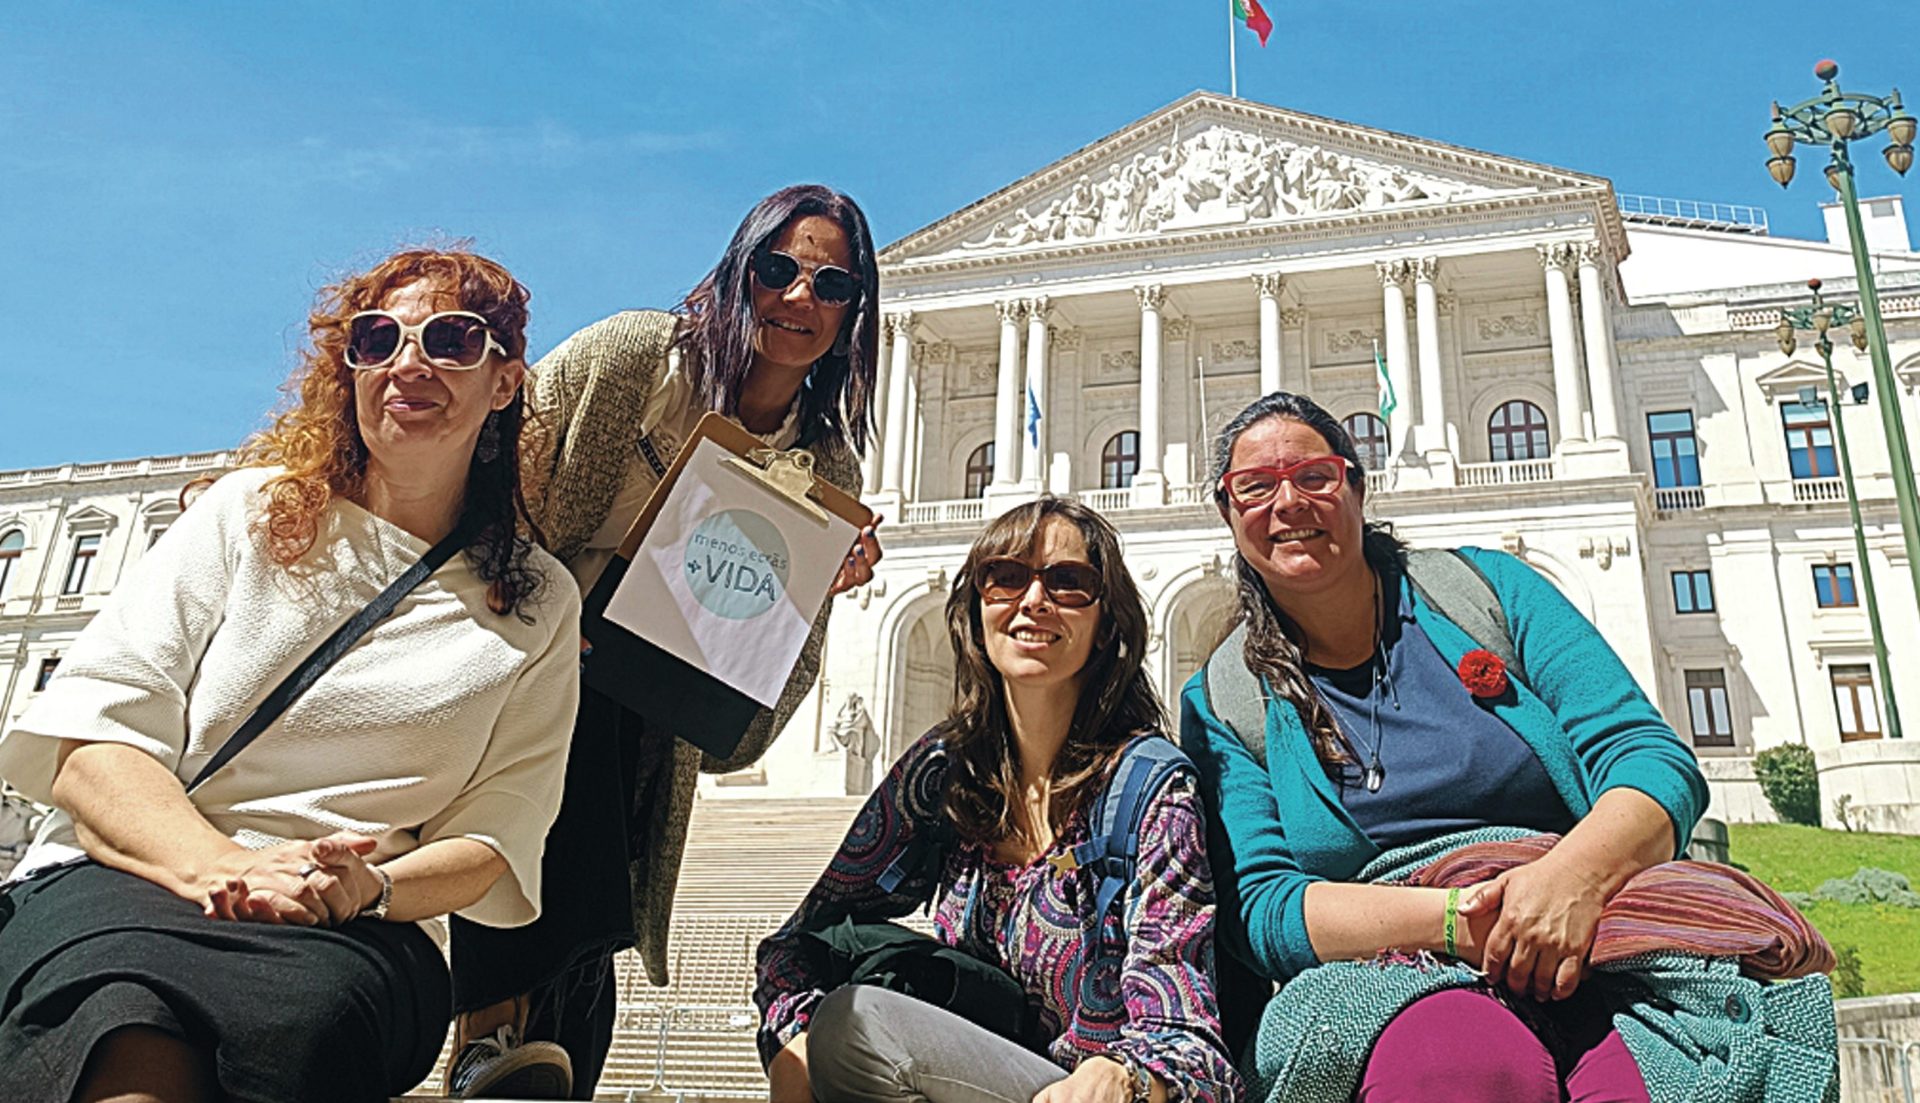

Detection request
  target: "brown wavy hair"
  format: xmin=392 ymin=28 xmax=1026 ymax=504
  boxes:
xmin=940 ymin=497 xmax=1166 ymax=849
xmin=239 ymin=247 xmax=546 ymax=617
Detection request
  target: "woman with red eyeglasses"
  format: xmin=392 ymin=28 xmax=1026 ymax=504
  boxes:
xmin=755 ymin=497 xmax=1240 ymax=1103
xmin=1180 ymin=393 xmax=1836 ymax=1103
xmin=444 ymin=185 xmax=888 ymax=1099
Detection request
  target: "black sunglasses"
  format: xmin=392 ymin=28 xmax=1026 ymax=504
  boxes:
xmin=750 ymin=250 xmax=859 ymax=306
xmin=971 ymin=557 xmax=1104 ymax=609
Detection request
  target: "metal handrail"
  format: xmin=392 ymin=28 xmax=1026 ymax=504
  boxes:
xmin=1617 ymin=193 xmax=1770 ymax=234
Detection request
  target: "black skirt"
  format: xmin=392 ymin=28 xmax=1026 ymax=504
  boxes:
xmin=0 ymin=860 xmax=450 ymax=1103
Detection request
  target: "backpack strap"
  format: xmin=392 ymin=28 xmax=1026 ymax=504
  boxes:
xmin=1060 ymin=734 xmax=1192 ymax=925
xmin=1201 ymin=621 xmax=1269 ymax=770
xmin=1403 ymin=548 xmax=1527 ymax=687
xmin=876 ymin=738 xmax=955 ymax=902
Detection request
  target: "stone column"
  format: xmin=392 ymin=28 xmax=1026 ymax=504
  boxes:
xmin=1377 ymin=260 xmax=1414 ymax=457
xmin=878 ymin=311 xmax=915 ymax=497
xmin=1022 ymin=297 xmax=1051 ymax=491
xmin=1135 ymin=284 xmax=1167 ymax=503
xmin=863 ymin=316 xmax=890 ymax=493
xmin=992 ymin=299 xmax=1026 ymax=487
xmin=1539 ymin=243 xmax=1587 ymax=447
xmin=1576 ymin=240 xmax=1622 ymax=441
xmin=1412 ymin=256 xmax=1446 ymax=455
xmin=1253 ymin=272 xmax=1284 ymax=396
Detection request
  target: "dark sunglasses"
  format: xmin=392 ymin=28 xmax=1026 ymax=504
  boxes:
xmin=749 ymin=250 xmax=859 ymax=306
xmin=971 ymin=557 xmax=1104 ymax=609
xmin=344 ymin=311 xmax=506 ymax=371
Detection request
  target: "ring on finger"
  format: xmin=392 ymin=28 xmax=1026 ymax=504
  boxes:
xmin=296 ymin=862 xmax=323 ymax=878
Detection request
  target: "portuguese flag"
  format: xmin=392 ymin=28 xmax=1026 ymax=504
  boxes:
xmin=1234 ymin=0 xmax=1273 ymax=46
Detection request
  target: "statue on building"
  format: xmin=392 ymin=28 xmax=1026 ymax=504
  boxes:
xmin=829 ymin=692 xmax=881 ymax=796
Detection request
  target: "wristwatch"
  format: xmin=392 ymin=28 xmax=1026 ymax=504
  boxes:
xmin=1103 ymin=1054 xmax=1152 ymax=1103
xmin=362 ymin=865 xmax=393 ymax=921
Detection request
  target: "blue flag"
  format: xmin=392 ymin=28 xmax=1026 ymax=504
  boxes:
xmin=1026 ymin=381 xmax=1042 ymax=448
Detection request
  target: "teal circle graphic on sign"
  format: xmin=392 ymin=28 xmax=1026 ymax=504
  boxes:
xmin=683 ymin=509 xmax=792 ymax=620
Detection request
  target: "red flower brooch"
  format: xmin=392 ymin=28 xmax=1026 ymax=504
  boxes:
xmin=1457 ymin=649 xmax=1509 ymax=699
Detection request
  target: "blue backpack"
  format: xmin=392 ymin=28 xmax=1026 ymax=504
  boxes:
xmin=877 ymin=732 xmax=1193 ymax=962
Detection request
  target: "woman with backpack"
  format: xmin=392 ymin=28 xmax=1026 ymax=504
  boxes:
xmin=1181 ymin=392 xmax=1834 ymax=1103
xmin=755 ymin=497 xmax=1241 ymax=1103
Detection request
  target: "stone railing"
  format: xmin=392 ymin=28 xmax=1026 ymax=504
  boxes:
xmin=1790 ymin=477 xmax=1849 ymax=505
xmin=1654 ymin=486 xmax=1707 ymax=512
xmin=1456 ymin=458 xmax=1557 ymax=488
xmin=900 ymin=498 xmax=985 ymax=525
xmin=1076 ymin=487 xmax=1134 ymax=513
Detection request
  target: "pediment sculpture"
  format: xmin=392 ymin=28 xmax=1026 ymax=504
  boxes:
xmin=947 ymin=124 xmax=1495 ymax=254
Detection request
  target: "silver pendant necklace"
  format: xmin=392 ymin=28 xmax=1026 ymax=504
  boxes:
xmin=1359 ymin=574 xmax=1402 ymax=793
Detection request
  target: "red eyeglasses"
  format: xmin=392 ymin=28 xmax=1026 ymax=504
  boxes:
xmin=1218 ymin=455 xmax=1352 ymax=508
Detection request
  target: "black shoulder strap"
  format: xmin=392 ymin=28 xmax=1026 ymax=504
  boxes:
xmin=186 ymin=523 xmax=474 ymax=793
xmin=1403 ymin=548 xmax=1526 ymax=687
xmin=1201 ymin=621 xmax=1269 ymax=770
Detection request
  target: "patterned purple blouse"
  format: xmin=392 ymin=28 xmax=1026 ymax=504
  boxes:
xmin=754 ymin=732 xmax=1243 ymax=1103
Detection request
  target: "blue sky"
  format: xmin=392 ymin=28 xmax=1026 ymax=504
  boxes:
xmin=3 ymin=1 xmax=1915 ymax=469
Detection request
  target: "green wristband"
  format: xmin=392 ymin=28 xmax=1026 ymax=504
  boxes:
xmin=1443 ymin=886 xmax=1461 ymax=958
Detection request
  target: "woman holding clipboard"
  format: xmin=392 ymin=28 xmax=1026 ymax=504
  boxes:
xmin=446 ymin=184 xmax=886 ymax=1100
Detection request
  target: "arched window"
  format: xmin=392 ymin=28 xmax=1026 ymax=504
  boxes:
xmin=1343 ymin=413 xmax=1388 ymax=473
xmin=1488 ymin=400 xmax=1550 ymax=462
xmin=1101 ymin=431 xmax=1140 ymax=490
xmin=0 ymin=530 xmax=22 ymax=598
xmin=963 ymin=442 xmax=994 ymax=499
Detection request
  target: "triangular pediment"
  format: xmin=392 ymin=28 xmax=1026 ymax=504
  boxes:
xmin=1755 ymin=360 xmax=1848 ymax=403
xmin=886 ymin=92 xmax=1616 ymax=265
xmin=64 ymin=505 xmax=119 ymax=533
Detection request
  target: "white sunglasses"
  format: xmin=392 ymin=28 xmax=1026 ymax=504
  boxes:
xmin=344 ymin=310 xmax=509 ymax=371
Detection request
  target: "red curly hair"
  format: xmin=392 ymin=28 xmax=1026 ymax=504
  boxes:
xmin=240 ymin=248 xmax=542 ymax=613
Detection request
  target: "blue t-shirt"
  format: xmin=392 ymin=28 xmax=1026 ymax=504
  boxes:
xmin=1307 ymin=579 xmax=1575 ymax=850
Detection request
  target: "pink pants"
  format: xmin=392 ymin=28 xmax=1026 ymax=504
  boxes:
xmin=1356 ymin=988 xmax=1649 ymax=1103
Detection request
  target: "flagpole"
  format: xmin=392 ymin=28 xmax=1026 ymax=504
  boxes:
xmin=1227 ymin=0 xmax=1239 ymax=98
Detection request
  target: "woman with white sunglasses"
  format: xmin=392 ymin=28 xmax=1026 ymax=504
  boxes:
xmin=0 ymin=249 xmax=581 ymax=1103
xmin=444 ymin=184 xmax=887 ymax=1099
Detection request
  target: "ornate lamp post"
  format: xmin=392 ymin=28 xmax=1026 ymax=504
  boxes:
xmin=1765 ymin=60 xmax=1920 ymax=615
xmin=1777 ymin=279 xmax=1902 ymax=739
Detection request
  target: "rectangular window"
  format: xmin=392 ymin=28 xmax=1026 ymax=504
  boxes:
xmin=1671 ymin=569 xmax=1714 ymax=614
xmin=1781 ymin=401 xmax=1837 ymax=479
xmin=1684 ymin=668 xmax=1734 ymax=748
xmin=1813 ymin=563 xmax=1858 ymax=608
xmin=34 ymin=658 xmax=59 ymax=692
xmin=1647 ymin=410 xmax=1702 ymax=489
xmin=1832 ymin=665 xmax=1883 ymax=741
xmin=61 ymin=534 xmax=101 ymax=595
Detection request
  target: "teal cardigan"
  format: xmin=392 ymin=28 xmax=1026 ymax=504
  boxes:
xmin=1179 ymin=547 xmax=1710 ymax=982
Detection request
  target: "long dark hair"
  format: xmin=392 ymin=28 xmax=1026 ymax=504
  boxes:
xmin=242 ymin=248 xmax=546 ymax=620
xmin=673 ymin=184 xmax=880 ymax=455
xmin=940 ymin=497 xmax=1165 ymax=848
xmin=1210 ymin=392 xmax=1405 ymax=768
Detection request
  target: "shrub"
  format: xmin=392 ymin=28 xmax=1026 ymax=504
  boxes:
xmin=1813 ymin=868 xmax=1920 ymax=908
xmin=1831 ymin=942 xmax=1866 ymax=999
xmin=1754 ymin=744 xmax=1820 ymax=826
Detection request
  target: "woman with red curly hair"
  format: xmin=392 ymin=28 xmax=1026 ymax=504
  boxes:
xmin=0 ymin=248 xmax=582 ymax=1103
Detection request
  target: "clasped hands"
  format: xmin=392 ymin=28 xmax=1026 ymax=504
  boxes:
xmin=194 ymin=831 xmax=386 ymax=928
xmin=1453 ymin=851 xmax=1608 ymax=1003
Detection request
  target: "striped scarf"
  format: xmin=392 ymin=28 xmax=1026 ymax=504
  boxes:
xmin=1404 ymin=834 xmax=1834 ymax=979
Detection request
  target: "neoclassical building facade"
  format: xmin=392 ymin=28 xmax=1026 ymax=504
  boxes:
xmin=3 ymin=94 xmax=1918 ymax=829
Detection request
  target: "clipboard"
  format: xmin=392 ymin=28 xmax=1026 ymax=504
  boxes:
xmin=579 ymin=412 xmax=873 ymax=760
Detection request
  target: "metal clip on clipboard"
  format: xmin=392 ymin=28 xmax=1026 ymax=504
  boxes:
xmin=720 ymin=447 xmax=831 ymax=525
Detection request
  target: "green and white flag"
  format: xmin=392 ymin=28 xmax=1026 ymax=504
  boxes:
xmin=1373 ymin=339 xmax=1397 ymax=422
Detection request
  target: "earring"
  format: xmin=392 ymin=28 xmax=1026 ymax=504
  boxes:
xmin=476 ymin=411 xmax=501 ymax=464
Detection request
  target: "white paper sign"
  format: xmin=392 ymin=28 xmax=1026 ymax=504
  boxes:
xmin=602 ymin=437 xmax=855 ymax=707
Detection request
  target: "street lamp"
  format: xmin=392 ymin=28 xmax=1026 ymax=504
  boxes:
xmin=1779 ymin=278 xmax=1903 ymax=740
xmin=1764 ymin=59 xmax=1920 ymax=618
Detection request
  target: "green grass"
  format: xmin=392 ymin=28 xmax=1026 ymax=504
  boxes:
xmin=1727 ymin=823 xmax=1920 ymax=997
